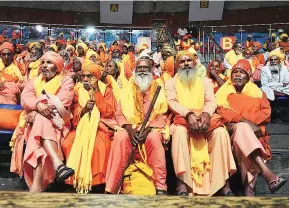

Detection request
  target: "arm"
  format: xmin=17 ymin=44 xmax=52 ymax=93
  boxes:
xmin=94 ymin=87 xmax=116 ymax=118
xmin=115 ymin=102 xmax=130 ymax=127
xmin=165 ymin=78 xmax=190 ymax=117
xmin=210 ymin=71 xmax=226 ymax=87
xmin=21 ymin=80 xmax=44 ymax=111
xmin=202 ymin=78 xmax=217 ymax=116
xmin=239 ymin=93 xmax=271 ymax=125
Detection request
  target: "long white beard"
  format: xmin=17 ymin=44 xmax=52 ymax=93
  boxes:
xmin=134 ymin=72 xmax=153 ymax=92
xmin=178 ymin=67 xmax=198 ymax=85
xmin=269 ymin=64 xmax=281 ymax=72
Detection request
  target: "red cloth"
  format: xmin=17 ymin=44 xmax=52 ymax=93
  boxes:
xmin=0 ymin=42 xmax=14 ymax=53
xmin=232 ymin=59 xmax=252 ymax=77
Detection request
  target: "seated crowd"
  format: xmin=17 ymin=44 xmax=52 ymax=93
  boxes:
xmin=0 ymin=32 xmax=287 ymax=196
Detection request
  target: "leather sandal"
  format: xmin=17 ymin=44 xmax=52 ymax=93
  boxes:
xmin=55 ymin=164 xmax=75 ymax=184
xmin=268 ymin=177 xmax=287 ymax=193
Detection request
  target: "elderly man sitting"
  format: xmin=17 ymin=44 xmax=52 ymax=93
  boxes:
xmin=216 ymin=59 xmax=287 ymax=196
xmin=261 ymin=49 xmax=289 ymax=101
xmin=10 ymin=52 xmax=75 ymax=192
xmin=165 ymin=51 xmax=236 ymax=196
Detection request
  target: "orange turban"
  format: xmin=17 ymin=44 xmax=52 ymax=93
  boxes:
xmin=56 ymin=39 xmax=65 ymax=45
xmin=175 ymin=50 xmax=196 ymax=69
xmin=0 ymin=42 xmax=14 ymax=53
xmin=41 ymin=51 xmax=64 ymax=73
xmin=252 ymin=42 xmax=262 ymax=50
xmin=232 ymin=59 xmax=252 ymax=77
xmin=182 ymin=35 xmax=188 ymax=40
xmin=110 ymin=45 xmax=122 ymax=53
xmin=82 ymin=60 xmax=102 ymax=79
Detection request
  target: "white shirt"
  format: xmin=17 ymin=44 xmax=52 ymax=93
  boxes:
xmin=177 ymin=28 xmax=188 ymax=36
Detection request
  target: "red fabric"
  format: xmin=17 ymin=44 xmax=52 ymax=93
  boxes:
xmin=0 ymin=42 xmax=14 ymax=53
xmin=231 ymin=59 xmax=252 ymax=77
xmin=0 ymin=109 xmax=22 ymax=130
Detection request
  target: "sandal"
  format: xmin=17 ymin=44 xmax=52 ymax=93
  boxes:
xmin=268 ymin=177 xmax=287 ymax=193
xmin=55 ymin=164 xmax=75 ymax=184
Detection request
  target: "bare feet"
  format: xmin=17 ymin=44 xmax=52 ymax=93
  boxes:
xmin=176 ymin=178 xmax=188 ymax=195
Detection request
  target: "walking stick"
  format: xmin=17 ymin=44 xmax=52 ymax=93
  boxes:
xmin=113 ymin=86 xmax=162 ymax=194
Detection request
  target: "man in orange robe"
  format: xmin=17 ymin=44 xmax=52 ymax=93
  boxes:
xmin=105 ymin=59 xmax=169 ymax=195
xmin=165 ymin=51 xmax=236 ymax=196
xmin=97 ymin=42 xmax=110 ymax=65
xmin=216 ymin=59 xmax=287 ymax=196
xmin=207 ymin=60 xmax=227 ymax=94
xmin=10 ymin=51 xmax=75 ymax=192
xmin=62 ymin=61 xmax=117 ymax=193
xmin=251 ymin=42 xmax=265 ymax=66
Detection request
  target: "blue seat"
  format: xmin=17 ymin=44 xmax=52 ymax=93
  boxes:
xmin=0 ymin=104 xmax=23 ymax=110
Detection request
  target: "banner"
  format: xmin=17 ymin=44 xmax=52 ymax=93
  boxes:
xmin=189 ymin=0 xmax=224 ymax=21
xmin=100 ymin=1 xmax=133 ymax=24
xmin=220 ymin=36 xmax=236 ymax=51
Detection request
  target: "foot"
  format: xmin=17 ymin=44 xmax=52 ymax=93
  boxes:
xmin=29 ymin=187 xmax=42 ymax=193
xmin=176 ymin=179 xmax=187 ymax=195
xmin=244 ymin=184 xmax=255 ymax=196
xmin=220 ymin=187 xmax=234 ymax=196
xmin=55 ymin=164 xmax=75 ymax=184
xmin=156 ymin=189 xmax=167 ymax=195
xmin=268 ymin=177 xmax=288 ymax=193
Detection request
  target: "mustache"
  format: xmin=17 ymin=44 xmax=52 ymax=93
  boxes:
xmin=136 ymin=71 xmax=151 ymax=76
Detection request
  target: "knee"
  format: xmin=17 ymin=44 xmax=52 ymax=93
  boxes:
xmin=146 ymin=132 xmax=163 ymax=146
xmin=113 ymin=130 xmax=130 ymax=144
xmin=233 ymin=122 xmax=252 ymax=131
xmin=172 ymin=125 xmax=188 ymax=141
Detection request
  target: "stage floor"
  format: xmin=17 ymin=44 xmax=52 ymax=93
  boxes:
xmin=0 ymin=192 xmax=288 ymax=208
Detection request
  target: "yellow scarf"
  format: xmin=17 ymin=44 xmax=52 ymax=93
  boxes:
xmin=67 ymin=81 xmax=107 ymax=194
xmin=216 ymin=79 xmax=263 ymax=109
xmin=106 ymin=75 xmax=120 ymax=102
xmin=10 ymin=73 xmax=63 ymax=150
xmin=28 ymin=59 xmax=41 ymax=79
xmin=225 ymin=50 xmax=244 ymax=67
xmin=120 ymin=78 xmax=168 ymax=127
xmin=0 ymin=62 xmax=23 ymax=82
xmin=175 ymin=75 xmax=210 ymax=187
xmin=116 ymin=61 xmax=129 ymax=88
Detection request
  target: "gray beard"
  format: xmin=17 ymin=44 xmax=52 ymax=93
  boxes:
xmin=269 ymin=64 xmax=281 ymax=73
xmin=178 ymin=67 xmax=198 ymax=85
xmin=112 ymin=58 xmax=121 ymax=63
xmin=134 ymin=72 xmax=153 ymax=93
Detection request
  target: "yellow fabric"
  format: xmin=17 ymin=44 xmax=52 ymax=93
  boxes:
xmin=176 ymin=75 xmax=210 ymax=187
xmin=29 ymin=42 xmax=41 ymax=50
xmin=34 ymin=73 xmax=63 ymax=97
xmin=76 ymin=43 xmax=89 ymax=55
xmin=116 ymin=61 xmax=129 ymax=88
xmin=0 ymin=62 xmax=23 ymax=82
xmin=122 ymin=54 xmax=130 ymax=63
xmin=67 ymin=81 xmax=106 ymax=194
xmin=49 ymin=44 xmax=58 ymax=53
xmin=120 ymin=78 xmax=168 ymax=126
xmin=123 ymin=144 xmax=156 ymax=196
xmin=269 ymin=48 xmax=285 ymax=61
xmin=86 ymin=49 xmax=100 ymax=61
xmin=188 ymin=47 xmax=197 ymax=56
xmin=216 ymin=79 xmax=263 ymax=109
xmin=106 ymin=75 xmax=120 ymax=102
xmin=225 ymin=50 xmax=244 ymax=68
xmin=28 ymin=59 xmax=41 ymax=79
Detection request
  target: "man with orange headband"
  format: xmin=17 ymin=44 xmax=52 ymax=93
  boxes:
xmin=62 ymin=61 xmax=117 ymax=194
xmin=105 ymin=59 xmax=169 ymax=195
xmin=0 ymin=42 xmax=23 ymax=82
xmin=10 ymin=51 xmax=75 ymax=193
xmin=216 ymin=59 xmax=287 ymax=196
xmin=165 ymin=51 xmax=236 ymax=196
xmin=251 ymin=41 xmax=265 ymax=66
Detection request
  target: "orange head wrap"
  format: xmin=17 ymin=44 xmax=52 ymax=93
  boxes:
xmin=231 ymin=59 xmax=252 ymax=78
xmin=175 ymin=50 xmax=196 ymax=69
xmin=182 ymin=35 xmax=188 ymax=40
xmin=0 ymin=42 xmax=14 ymax=53
xmin=56 ymin=39 xmax=65 ymax=45
xmin=252 ymin=42 xmax=262 ymax=51
xmin=41 ymin=51 xmax=64 ymax=73
xmin=110 ymin=45 xmax=122 ymax=53
xmin=82 ymin=60 xmax=102 ymax=79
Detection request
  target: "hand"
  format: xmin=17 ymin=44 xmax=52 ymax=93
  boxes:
xmin=136 ymin=127 xmax=152 ymax=145
xmin=198 ymin=112 xmax=211 ymax=131
xmin=274 ymin=91 xmax=286 ymax=96
xmin=36 ymin=102 xmax=54 ymax=119
xmin=283 ymin=83 xmax=289 ymax=87
xmin=123 ymin=124 xmax=138 ymax=146
xmin=26 ymin=111 xmax=38 ymax=125
xmin=85 ymin=100 xmax=95 ymax=111
xmin=100 ymin=71 xmax=108 ymax=82
xmin=187 ymin=113 xmax=200 ymax=132
xmin=0 ymin=82 xmax=6 ymax=91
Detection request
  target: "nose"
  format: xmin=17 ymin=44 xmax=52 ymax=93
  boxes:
xmin=42 ymin=61 xmax=47 ymax=68
xmin=83 ymin=76 xmax=89 ymax=82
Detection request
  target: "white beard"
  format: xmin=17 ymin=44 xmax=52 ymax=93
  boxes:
xmin=178 ymin=67 xmax=198 ymax=85
xmin=134 ymin=72 xmax=153 ymax=93
xmin=269 ymin=64 xmax=281 ymax=72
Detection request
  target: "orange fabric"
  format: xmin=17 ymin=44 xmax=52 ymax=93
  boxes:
xmin=252 ymin=42 xmax=262 ymax=51
xmin=0 ymin=42 xmax=14 ymax=53
xmin=252 ymin=53 xmax=265 ymax=67
xmin=41 ymin=51 xmax=64 ymax=72
xmin=0 ymin=72 xmax=18 ymax=82
xmin=244 ymin=41 xmax=253 ymax=49
xmin=217 ymin=93 xmax=271 ymax=159
xmin=99 ymin=51 xmax=110 ymax=64
xmin=82 ymin=61 xmax=102 ymax=79
xmin=0 ymin=109 xmax=22 ymax=130
xmin=163 ymin=56 xmax=175 ymax=77
xmin=232 ymin=59 xmax=252 ymax=77
xmin=110 ymin=45 xmax=122 ymax=53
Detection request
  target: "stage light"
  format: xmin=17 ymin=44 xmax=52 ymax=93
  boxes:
xmin=36 ymin=25 xmax=43 ymax=32
xmin=87 ymin=27 xmax=96 ymax=34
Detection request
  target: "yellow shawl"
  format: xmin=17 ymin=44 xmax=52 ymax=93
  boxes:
xmin=28 ymin=59 xmax=41 ymax=79
xmin=9 ymin=73 xmax=63 ymax=150
xmin=175 ymin=75 xmax=210 ymax=187
xmin=225 ymin=50 xmax=244 ymax=68
xmin=66 ymin=81 xmax=107 ymax=194
xmin=0 ymin=62 xmax=23 ymax=82
xmin=216 ymin=79 xmax=262 ymax=109
xmin=106 ymin=75 xmax=120 ymax=102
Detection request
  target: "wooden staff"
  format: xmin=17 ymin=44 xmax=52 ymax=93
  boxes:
xmin=113 ymin=86 xmax=162 ymax=194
